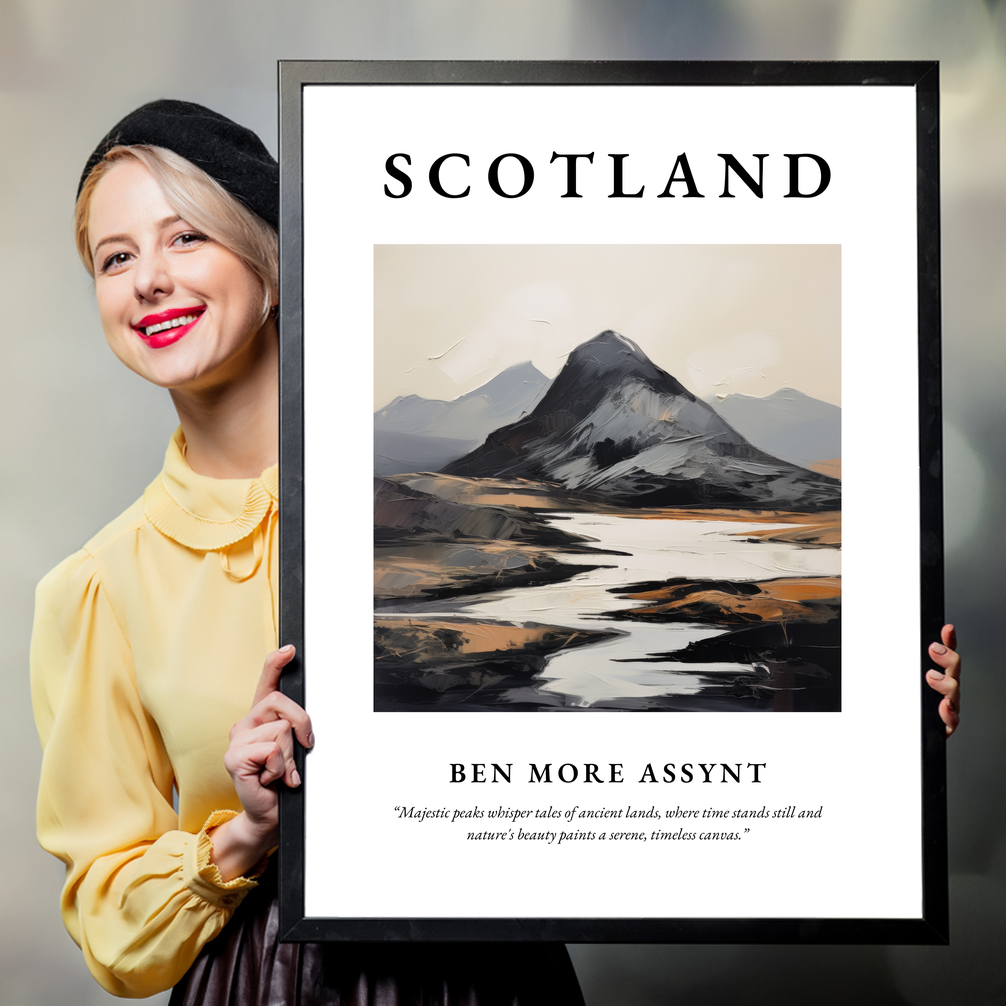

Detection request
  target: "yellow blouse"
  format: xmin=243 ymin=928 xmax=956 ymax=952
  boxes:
xmin=31 ymin=428 xmax=279 ymax=998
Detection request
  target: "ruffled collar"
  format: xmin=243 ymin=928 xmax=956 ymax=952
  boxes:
xmin=143 ymin=428 xmax=278 ymax=551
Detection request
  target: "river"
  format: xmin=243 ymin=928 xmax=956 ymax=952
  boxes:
xmin=387 ymin=511 xmax=840 ymax=710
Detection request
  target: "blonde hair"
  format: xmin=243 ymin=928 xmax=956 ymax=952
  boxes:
xmin=75 ymin=145 xmax=278 ymax=322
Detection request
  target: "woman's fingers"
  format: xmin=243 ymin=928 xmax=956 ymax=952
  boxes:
xmin=242 ymin=644 xmax=314 ymax=748
xmin=927 ymin=623 xmax=961 ymax=737
xmin=926 ymin=670 xmax=960 ymax=736
xmin=926 ymin=667 xmax=959 ymax=704
xmin=224 ymin=738 xmax=287 ymax=788
xmin=252 ymin=644 xmax=296 ymax=706
xmin=230 ymin=719 xmax=302 ymax=788
xmin=223 ymin=644 xmax=311 ymax=814
xmin=258 ymin=741 xmax=289 ymax=787
xmin=232 ymin=689 xmax=314 ymax=750
xmin=941 ymin=623 xmax=958 ymax=654
xmin=255 ymin=691 xmax=313 ymax=749
xmin=218 ymin=647 xmax=308 ymax=847
xmin=928 ymin=633 xmax=961 ymax=683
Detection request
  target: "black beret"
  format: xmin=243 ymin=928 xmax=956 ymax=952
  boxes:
xmin=78 ymin=99 xmax=278 ymax=228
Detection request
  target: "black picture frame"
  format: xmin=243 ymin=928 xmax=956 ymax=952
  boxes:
xmin=277 ymin=60 xmax=945 ymax=944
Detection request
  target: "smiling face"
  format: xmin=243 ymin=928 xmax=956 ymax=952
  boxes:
xmin=87 ymin=158 xmax=272 ymax=393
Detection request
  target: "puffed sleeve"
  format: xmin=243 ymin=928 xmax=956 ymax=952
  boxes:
xmin=31 ymin=549 xmax=261 ymax=998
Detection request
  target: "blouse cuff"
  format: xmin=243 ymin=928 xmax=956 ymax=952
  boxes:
xmin=183 ymin=810 xmax=269 ymax=909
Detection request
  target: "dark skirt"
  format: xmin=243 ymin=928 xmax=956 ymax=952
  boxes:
xmin=169 ymin=869 xmax=585 ymax=1006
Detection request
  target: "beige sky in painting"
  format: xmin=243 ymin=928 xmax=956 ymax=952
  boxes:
xmin=374 ymin=245 xmax=840 ymax=411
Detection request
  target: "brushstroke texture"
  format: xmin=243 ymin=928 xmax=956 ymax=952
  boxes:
xmin=374 ymin=333 xmax=840 ymax=713
xmin=374 ymin=477 xmax=614 ymax=606
xmin=606 ymin=575 xmax=841 ymax=624
xmin=374 ymin=617 xmax=621 ymax=709
xmin=619 ymin=619 xmax=841 ymax=713
xmin=711 ymin=387 xmax=841 ymax=469
xmin=442 ymin=331 xmax=840 ymax=510
xmin=374 ymin=362 xmax=552 ymax=475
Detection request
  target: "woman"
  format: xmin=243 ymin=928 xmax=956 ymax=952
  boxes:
xmin=31 ymin=100 xmax=585 ymax=1003
xmin=33 ymin=98 xmax=962 ymax=1003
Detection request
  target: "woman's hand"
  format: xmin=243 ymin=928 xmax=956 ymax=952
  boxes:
xmin=209 ymin=645 xmax=314 ymax=881
xmin=926 ymin=624 xmax=961 ymax=738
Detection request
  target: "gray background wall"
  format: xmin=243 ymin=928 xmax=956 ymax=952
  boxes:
xmin=1 ymin=2 xmax=1003 ymax=1003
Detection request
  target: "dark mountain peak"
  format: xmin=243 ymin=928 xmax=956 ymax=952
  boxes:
xmin=563 ymin=330 xmax=684 ymax=389
xmin=533 ymin=330 xmax=690 ymax=421
xmin=569 ymin=329 xmax=646 ymax=366
xmin=442 ymin=330 xmax=840 ymax=510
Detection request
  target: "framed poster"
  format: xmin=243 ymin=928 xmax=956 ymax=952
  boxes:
xmin=277 ymin=61 xmax=946 ymax=943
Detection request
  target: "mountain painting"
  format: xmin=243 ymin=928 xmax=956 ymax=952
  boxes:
xmin=374 ymin=245 xmax=841 ymax=712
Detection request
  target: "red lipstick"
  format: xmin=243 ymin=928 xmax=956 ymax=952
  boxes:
xmin=133 ymin=306 xmax=205 ymax=349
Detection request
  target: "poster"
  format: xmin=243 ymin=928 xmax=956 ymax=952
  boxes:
xmin=278 ymin=62 xmax=945 ymax=942
xmin=373 ymin=243 xmax=842 ymax=714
